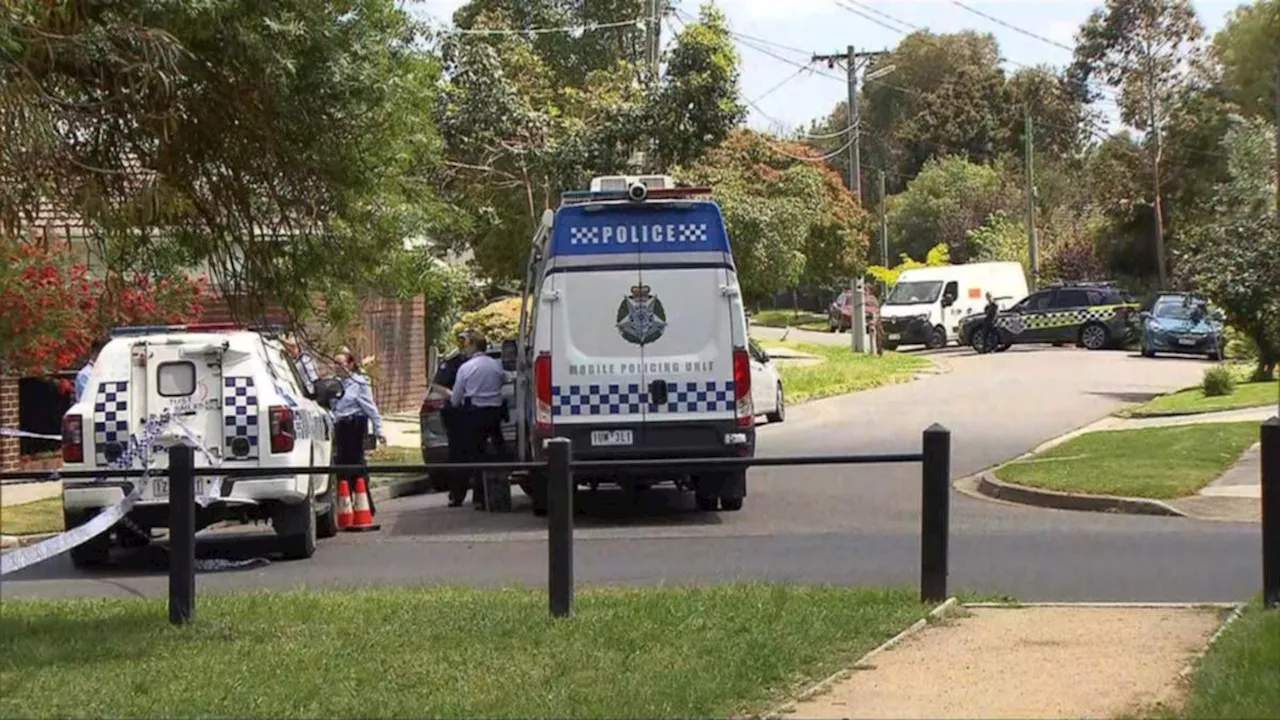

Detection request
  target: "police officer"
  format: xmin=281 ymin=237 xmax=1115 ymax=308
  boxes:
xmin=434 ymin=330 xmax=477 ymax=507
xmin=332 ymin=350 xmax=385 ymax=515
xmin=75 ymin=340 xmax=106 ymax=402
xmin=450 ymin=334 xmax=505 ymax=510
xmin=979 ymin=292 xmax=1000 ymax=353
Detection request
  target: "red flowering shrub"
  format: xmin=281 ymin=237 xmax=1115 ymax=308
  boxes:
xmin=0 ymin=231 xmax=208 ymax=378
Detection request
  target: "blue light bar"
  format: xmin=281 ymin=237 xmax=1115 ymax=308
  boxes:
xmin=108 ymin=323 xmax=284 ymax=338
xmin=561 ymin=190 xmax=631 ymax=203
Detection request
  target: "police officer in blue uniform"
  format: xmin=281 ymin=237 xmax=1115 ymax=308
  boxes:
xmin=332 ymin=350 xmax=385 ymax=514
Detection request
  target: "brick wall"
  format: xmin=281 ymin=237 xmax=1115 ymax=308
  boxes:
xmin=0 ymin=376 xmax=19 ymax=472
xmin=202 ymin=294 xmax=427 ymax=415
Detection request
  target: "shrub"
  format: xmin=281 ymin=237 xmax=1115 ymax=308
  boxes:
xmin=1202 ymin=365 xmax=1236 ymax=397
xmin=453 ymin=296 xmax=522 ymax=343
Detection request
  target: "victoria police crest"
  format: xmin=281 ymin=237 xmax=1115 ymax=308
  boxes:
xmin=616 ymin=285 xmax=667 ymax=345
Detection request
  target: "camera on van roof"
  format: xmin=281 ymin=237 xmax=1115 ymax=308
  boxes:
xmin=627 ymin=182 xmax=648 ymax=202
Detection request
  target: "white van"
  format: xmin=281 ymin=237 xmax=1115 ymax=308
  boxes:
xmin=60 ymin=324 xmax=341 ymax=567
xmin=879 ymin=262 xmax=1028 ymax=349
xmin=516 ymin=177 xmax=755 ymax=514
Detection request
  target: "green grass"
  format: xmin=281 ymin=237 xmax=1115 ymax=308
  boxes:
xmin=752 ymin=309 xmax=828 ymax=332
xmin=760 ymin=341 xmax=932 ymax=404
xmin=0 ymin=585 xmax=930 ymax=719
xmin=0 ymin=496 xmax=64 ymax=536
xmin=1121 ymin=379 xmax=1279 ymax=418
xmin=994 ymin=422 xmax=1260 ymax=499
xmin=367 ymin=445 xmax=421 ymax=465
xmin=1173 ymin=603 xmax=1280 ymax=719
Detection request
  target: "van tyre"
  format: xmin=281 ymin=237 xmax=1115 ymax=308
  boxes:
xmin=521 ymin=475 xmax=549 ymax=517
xmin=315 ymin=475 xmax=340 ymax=540
xmin=695 ymin=493 xmax=719 ymax=512
xmin=276 ymin=493 xmax=317 ymax=561
xmin=719 ymin=497 xmax=744 ymax=512
xmin=65 ymin=510 xmax=111 ymax=569
xmin=1079 ymin=322 xmax=1110 ymax=351
xmin=926 ymin=325 xmax=946 ymax=349
xmin=766 ymin=384 xmax=785 ymax=423
xmin=716 ymin=470 xmax=747 ymax=512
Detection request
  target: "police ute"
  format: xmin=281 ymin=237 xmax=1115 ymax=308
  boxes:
xmin=60 ymin=324 xmax=344 ymax=568
xmin=510 ymin=175 xmax=755 ymax=515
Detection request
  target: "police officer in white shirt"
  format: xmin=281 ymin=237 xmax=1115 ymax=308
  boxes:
xmin=333 ymin=350 xmax=385 ymax=515
xmin=451 ymin=334 xmax=505 ymax=510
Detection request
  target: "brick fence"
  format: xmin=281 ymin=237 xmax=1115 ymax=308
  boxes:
xmin=0 ymin=376 xmax=19 ymax=472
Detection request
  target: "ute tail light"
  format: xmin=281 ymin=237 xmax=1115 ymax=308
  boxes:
xmin=534 ymin=353 xmax=553 ymax=433
xmin=62 ymin=414 xmax=84 ymax=464
xmin=732 ymin=349 xmax=753 ymax=427
xmin=268 ymin=405 xmax=295 ymax=454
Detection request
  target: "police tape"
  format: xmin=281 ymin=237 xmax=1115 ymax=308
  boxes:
xmin=1 ymin=411 xmax=269 ymax=576
xmin=0 ymin=428 xmax=63 ymax=441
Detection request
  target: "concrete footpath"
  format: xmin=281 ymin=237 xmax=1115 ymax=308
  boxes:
xmin=965 ymin=405 xmax=1273 ymax=523
xmin=775 ymin=601 xmax=1235 ymax=720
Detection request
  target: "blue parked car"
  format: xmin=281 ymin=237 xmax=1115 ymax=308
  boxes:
xmin=1138 ymin=293 xmax=1225 ymax=360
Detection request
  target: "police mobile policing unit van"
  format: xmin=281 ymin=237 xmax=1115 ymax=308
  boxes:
xmin=512 ymin=175 xmax=755 ymax=515
xmin=59 ymin=323 xmax=343 ymax=568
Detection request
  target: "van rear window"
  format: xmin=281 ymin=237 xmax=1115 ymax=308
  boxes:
xmin=157 ymin=361 xmax=196 ymax=397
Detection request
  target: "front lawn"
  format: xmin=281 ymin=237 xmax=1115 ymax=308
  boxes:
xmin=1172 ymin=603 xmax=1280 ymax=719
xmin=0 ymin=585 xmax=930 ymax=719
xmin=0 ymin=496 xmax=64 ymax=536
xmin=994 ymin=422 xmax=1260 ymax=499
xmin=1122 ymin=379 xmax=1278 ymax=418
xmin=760 ymin=341 xmax=932 ymax=404
xmin=751 ymin=309 xmax=828 ymax=332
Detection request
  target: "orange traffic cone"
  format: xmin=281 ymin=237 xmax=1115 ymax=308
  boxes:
xmin=346 ymin=477 xmax=380 ymax=532
xmin=336 ymin=478 xmax=354 ymax=529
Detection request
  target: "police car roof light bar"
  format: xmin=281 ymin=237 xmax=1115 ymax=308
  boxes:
xmin=560 ymin=187 xmax=713 ymax=205
xmin=109 ymin=322 xmax=282 ymax=337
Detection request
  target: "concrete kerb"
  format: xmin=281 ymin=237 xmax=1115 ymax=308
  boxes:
xmin=759 ymin=597 xmax=960 ymax=719
xmin=974 ymin=471 xmax=1187 ymax=517
xmin=371 ymin=475 xmax=434 ymax=503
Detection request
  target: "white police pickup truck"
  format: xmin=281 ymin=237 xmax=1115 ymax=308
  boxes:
xmin=60 ymin=324 xmax=342 ymax=567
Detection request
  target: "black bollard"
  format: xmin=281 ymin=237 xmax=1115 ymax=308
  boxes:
xmin=1263 ymin=417 xmax=1279 ymax=609
xmin=168 ymin=442 xmax=196 ymax=625
xmin=920 ymin=424 xmax=951 ymax=604
xmin=546 ymin=438 xmax=574 ymax=618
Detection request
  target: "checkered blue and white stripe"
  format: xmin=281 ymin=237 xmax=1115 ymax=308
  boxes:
xmin=223 ymin=376 xmax=260 ymax=460
xmin=551 ymin=380 xmax=734 ymax=417
xmin=569 ymin=226 xmax=601 ymax=245
xmin=92 ymin=381 xmax=130 ymax=465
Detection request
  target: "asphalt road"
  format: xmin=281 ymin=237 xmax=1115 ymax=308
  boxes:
xmin=4 ymin=345 xmax=1263 ymax=603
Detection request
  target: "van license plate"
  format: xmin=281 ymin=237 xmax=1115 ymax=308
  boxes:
xmin=590 ymin=430 xmax=633 ymax=447
xmin=150 ymin=478 xmax=170 ymax=498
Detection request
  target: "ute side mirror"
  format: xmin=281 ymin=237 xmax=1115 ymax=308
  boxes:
xmin=313 ymin=377 xmax=344 ymax=410
xmin=501 ymin=339 xmax=518 ymax=372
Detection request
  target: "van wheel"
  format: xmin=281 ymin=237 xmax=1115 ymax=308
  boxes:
xmin=276 ymin=493 xmax=317 ymax=561
xmin=521 ymin=474 xmax=549 ymax=517
xmin=766 ymin=384 xmax=785 ymax=423
xmin=926 ymin=325 xmax=946 ymax=349
xmin=315 ymin=475 xmax=340 ymax=540
xmin=695 ymin=494 xmax=719 ymax=512
xmin=66 ymin=510 xmax=111 ymax=569
xmin=719 ymin=497 xmax=744 ymax=512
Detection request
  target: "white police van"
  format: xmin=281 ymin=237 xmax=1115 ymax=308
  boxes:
xmin=513 ymin=176 xmax=755 ymax=514
xmin=60 ymin=324 xmax=342 ymax=567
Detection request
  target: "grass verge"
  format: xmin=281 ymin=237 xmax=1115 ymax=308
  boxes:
xmin=1121 ymin=379 xmax=1278 ymax=418
xmin=994 ymin=422 xmax=1260 ymax=499
xmin=0 ymin=496 xmax=63 ymax=536
xmin=1169 ymin=603 xmax=1280 ymax=719
xmin=752 ymin=309 xmax=828 ymax=332
xmin=759 ymin=341 xmax=932 ymax=404
xmin=0 ymin=585 xmax=929 ymax=719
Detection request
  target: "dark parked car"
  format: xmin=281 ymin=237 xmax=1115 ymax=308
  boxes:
xmin=1139 ymin=293 xmax=1225 ymax=360
xmin=828 ymin=287 xmax=880 ymax=333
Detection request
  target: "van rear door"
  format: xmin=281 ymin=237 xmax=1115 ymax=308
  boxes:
xmin=134 ymin=338 xmax=225 ymax=500
xmin=544 ymin=200 xmax=741 ymax=454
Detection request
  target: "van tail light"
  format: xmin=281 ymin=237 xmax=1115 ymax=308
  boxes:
xmin=534 ymin=353 xmax=553 ymax=433
xmin=732 ymin=349 xmax=753 ymax=427
xmin=268 ymin=405 xmax=295 ymax=454
xmin=62 ymin=414 xmax=84 ymax=463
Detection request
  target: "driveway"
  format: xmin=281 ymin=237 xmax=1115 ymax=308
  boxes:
xmin=4 ymin=347 xmax=1260 ymax=603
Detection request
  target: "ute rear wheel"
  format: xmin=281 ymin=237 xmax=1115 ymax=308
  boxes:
xmin=66 ymin=510 xmax=111 ymax=569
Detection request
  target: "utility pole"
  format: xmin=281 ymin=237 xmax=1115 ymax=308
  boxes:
xmin=811 ymin=47 xmax=891 ymax=203
xmin=878 ymin=169 xmax=888 ymax=267
xmin=1147 ymin=89 xmax=1168 ymax=289
xmin=1024 ymin=107 xmax=1039 ymax=291
xmin=649 ymin=0 xmax=662 ymax=82
xmin=1274 ymin=53 xmax=1279 ymax=227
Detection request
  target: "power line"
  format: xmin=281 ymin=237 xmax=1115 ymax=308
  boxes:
xmin=750 ymin=65 xmax=814 ymax=104
xmin=839 ymin=0 xmax=921 ymax=32
xmin=950 ymin=1 xmax=1075 ymax=53
xmin=831 ymin=0 xmax=912 ymax=36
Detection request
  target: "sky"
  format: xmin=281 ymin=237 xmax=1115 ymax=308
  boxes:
xmin=406 ymin=0 xmax=1242 ymax=134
